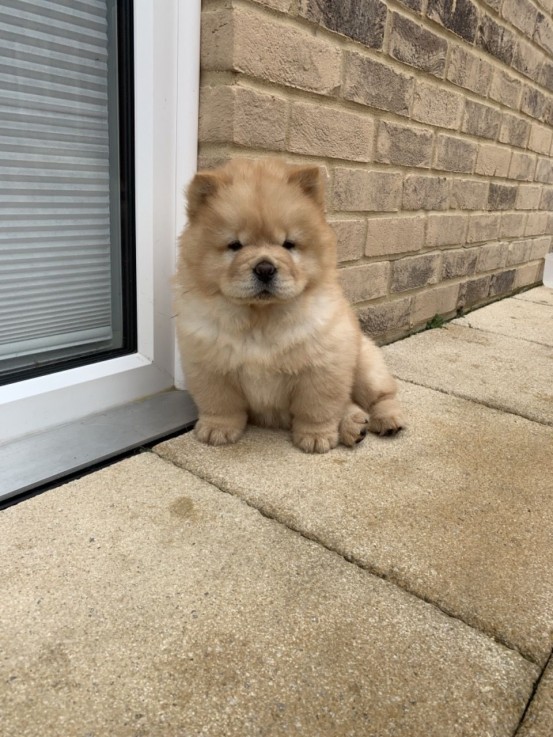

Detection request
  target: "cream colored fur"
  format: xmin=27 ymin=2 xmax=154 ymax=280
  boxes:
xmin=174 ymin=158 xmax=404 ymax=453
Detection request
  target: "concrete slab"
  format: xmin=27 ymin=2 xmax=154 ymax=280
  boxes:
xmin=514 ymin=286 xmax=553 ymax=307
xmin=155 ymin=382 xmax=553 ymax=666
xmin=384 ymin=324 xmax=553 ymax=426
xmin=454 ymin=297 xmax=553 ymax=347
xmin=517 ymin=657 xmax=553 ymax=737
xmin=0 ymin=453 xmax=537 ymax=737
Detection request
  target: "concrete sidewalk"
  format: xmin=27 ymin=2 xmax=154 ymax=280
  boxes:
xmin=2 ymin=287 xmax=552 ymax=737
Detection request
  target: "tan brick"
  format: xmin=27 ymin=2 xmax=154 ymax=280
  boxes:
xmin=537 ymin=0 xmax=553 ymax=13
xmin=476 ymin=15 xmax=515 ymax=66
xmin=512 ymin=37 xmax=543 ymax=79
xmin=339 ymin=262 xmax=390 ymax=303
xmin=500 ymin=212 xmax=526 ymax=239
xmin=528 ymin=124 xmax=553 ymax=155
xmin=525 ymin=211 xmax=550 ymax=236
xmin=411 ymin=81 xmax=463 ymax=129
xmin=528 ymin=235 xmax=552 ymax=259
xmin=389 ymin=13 xmax=448 ymax=78
xmin=200 ymin=10 xmax=235 ymax=70
xmin=536 ymin=13 xmax=553 ymax=55
xmin=343 ymin=52 xmax=414 ymax=116
xmin=539 ymin=187 xmax=553 ymax=210
xmin=450 ymin=179 xmax=489 ymax=210
xmin=199 ymin=86 xmax=233 ymax=143
xmin=403 ymin=175 xmax=449 ymax=210
xmin=476 ymin=242 xmax=508 ymax=271
xmin=539 ymin=58 xmax=553 ymax=91
xmin=499 ymin=113 xmax=531 ymax=148
xmin=446 ymin=45 xmax=492 ymax=96
xmin=199 ymin=86 xmax=289 ymax=149
xmin=196 ymin=149 xmax=229 ymax=171
xmin=442 ymin=248 xmax=478 ymax=279
xmin=467 ymin=213 xmax=500 ymax=243
xmin=461 ymin=100 xmax=501 ymax=140
xmin=255 ymin=0 xmax=293 ymax=9
xmin=298 ymin=0 xmax=387 ymax=49
xmin=514 ymin=260 xmax=544 ymax=288
xmin=502 ymin=0 xmax=538 ymax=36
xmin=487 ymin=183 xmax=517 ymax=210
xmin=426 ymin=0 xmax=479 ymax=42
xmin=390 ymin=253 xmax=441 ymax=293
xmin=489 ymin=69 xmax=522 ymax=109
xmin=358 ymin=297 xmax=411 ymax=337
xmin=227 ymin=87 xmax=286 ymax=148
xmin=333 ymin=169 xmax=402 ymax=212
xmin=515 ymin=185 xmax=542 ymax=210
xmin=375 ymin=121 xmax=433 ymax=168
xmin=411 ymin=283 xmax=460 ymax=325
xmin=329 ymin=219 xmax=366 ymax=263
xmin=365 ymin=215 xmax=425 ymax=256
xmin=489 ymin=269 xmax=516 ymax=296
xmin=520 ymin=85 xmax=548 ymax=120
xmin=508 ymin=152 xmax=537 ymax=182
xmin=202 ymin=8 xmax=342 ymax=95
xmin=535 ymin=157 xmax=553 ymax=184
xmin=506 ymin=239 xmax=532 ymax=266
xmin=458 ymin=275 xmax=491 ymax=307
xmin=289 ymin=102 xmax=373 ymax=161
xmin=475 ymin=143 xmax=511 ymax=177
xmin=434 ymin=135 xmax=477 ymax=173
xmin=426 ymin=213 xmax=468 ymax=247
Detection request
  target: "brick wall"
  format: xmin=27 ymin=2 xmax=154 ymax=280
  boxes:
xmin=198 ymin=0 xmax=553 ymax=342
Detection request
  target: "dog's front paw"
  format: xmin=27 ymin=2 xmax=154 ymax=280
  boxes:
xmin=293 ymin=429 xmax=339 ymax=454
xmin=368 ymin=399 xmax=405 ymax=437
xmin=195 ymin=417 xmax=245 ymax=446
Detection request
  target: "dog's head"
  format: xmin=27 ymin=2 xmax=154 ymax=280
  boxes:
xmin=181 ymin=158 xmax=337 ymax=304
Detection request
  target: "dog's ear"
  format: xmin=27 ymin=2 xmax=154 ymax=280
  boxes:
xmin=288 ymin=166 xmax=325 ymax=209
xmin=186 ymin=171 xmax=223 ymax=221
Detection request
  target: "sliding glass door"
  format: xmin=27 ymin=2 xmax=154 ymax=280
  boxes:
xmin=0 ymin=0 xmax=135 ymax=384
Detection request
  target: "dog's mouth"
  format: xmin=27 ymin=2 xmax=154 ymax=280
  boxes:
xmin=255 ymin=289 xmax=274 ymax=299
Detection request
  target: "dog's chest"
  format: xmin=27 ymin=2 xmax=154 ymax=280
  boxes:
xmin=238 ymin=365 xmax=291 ymax=411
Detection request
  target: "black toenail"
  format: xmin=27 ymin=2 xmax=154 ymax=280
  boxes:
xmin=360 ymin=429 xmax=367 ymax=437
xmin=355 ymin=436 xmax=364 ymax=444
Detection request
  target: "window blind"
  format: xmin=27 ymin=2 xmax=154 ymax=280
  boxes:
xmin=0 ymin=0 xmax=119 ymax=366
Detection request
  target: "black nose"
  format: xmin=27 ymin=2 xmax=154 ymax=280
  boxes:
xmin=253 ymin=260 xmax=277 ymax=283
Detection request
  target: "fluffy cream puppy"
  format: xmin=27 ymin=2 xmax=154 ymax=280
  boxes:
xmin=174 ymin=158 xmax=404 ymax=453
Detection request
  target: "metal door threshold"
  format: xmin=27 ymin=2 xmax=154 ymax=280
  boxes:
xmin=0 ymin=389 xmax=196 ymax=502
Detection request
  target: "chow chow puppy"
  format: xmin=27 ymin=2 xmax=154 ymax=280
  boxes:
xmin=174 ymin=158 xmax=404 ymax=453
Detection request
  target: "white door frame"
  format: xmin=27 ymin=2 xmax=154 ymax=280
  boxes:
xmin=0 ymin=0 xmax=200 ymax=444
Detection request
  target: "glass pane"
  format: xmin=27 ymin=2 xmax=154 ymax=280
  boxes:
xmin=0 ymin=0 xmax=128 ymax=382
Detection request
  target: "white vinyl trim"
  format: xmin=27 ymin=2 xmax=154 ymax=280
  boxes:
xmin=0 ymin=0 xmax=200 ymax=445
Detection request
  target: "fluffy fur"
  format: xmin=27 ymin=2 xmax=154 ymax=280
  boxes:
xmin=174 ymin=158 xmax=405 ymax=453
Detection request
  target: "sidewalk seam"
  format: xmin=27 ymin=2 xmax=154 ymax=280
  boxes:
xmin=394 ymin=376 xmax=553 ymax=429
xmin=452 ymin=322 xmax=553 ymax=350
xmin=149 ymin=448 xmax=540 ymax=668
xmin=512 ymin=648 xmax=553 ymax=736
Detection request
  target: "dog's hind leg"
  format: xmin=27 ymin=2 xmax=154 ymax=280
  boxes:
xmin=352 ymin=337 xmax=405 ymax=436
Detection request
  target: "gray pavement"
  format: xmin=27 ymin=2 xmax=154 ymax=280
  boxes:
xmin=2 ymin=287 xmax=553 ymax=736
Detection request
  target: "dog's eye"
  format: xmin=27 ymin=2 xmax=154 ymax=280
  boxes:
xmin=282 ymin=240 xmax=295 ymax=250
xmin=228 ymin=241 xmax=243 ymax=252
